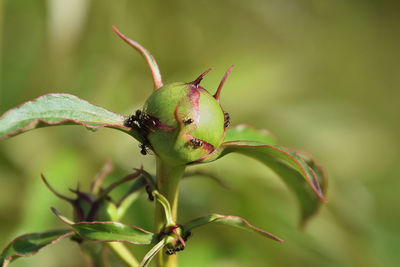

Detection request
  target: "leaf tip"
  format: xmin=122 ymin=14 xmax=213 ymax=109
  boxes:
xmin=51 ymin=207 xmax=74 ymax=225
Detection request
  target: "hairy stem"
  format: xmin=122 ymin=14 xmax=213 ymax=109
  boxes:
xmin=154 ymin=158 xmax=185 ymax=267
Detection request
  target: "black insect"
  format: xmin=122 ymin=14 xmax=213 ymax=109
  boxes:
xmin=190 ymin=138 xmax=203 ymax=148
xmin=145 ymin=185 xmax=154 ymax=201
xmin=124 ymin=109 xmax=157 ymax=134
xmin=183 ymin=230 xmax=192 ymax=241
xmin=165 ymin=249 xmax=176 ymax=255
xmin=174 ymin=245 xmax=185 ymax=252
xmin=224 ymin=112 xmax=230 ymax=128
xmin=139 ymin=143 xmax=149 ymax=155
xmin=124 ymin=110 xmax=142 ymax=128
xmin=183 ymin=118 xmax=194 ymax=125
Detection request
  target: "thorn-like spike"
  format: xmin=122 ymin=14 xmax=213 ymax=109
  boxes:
xmin=191 ymin=68 xmax=212 ymax=87
xmin=112 ymin=25 xmax=163 ymax=90
xmin=41 ymin=174 xmax=74 ymax=202
xmin=214 ymin=65 xmax=234 ymax=102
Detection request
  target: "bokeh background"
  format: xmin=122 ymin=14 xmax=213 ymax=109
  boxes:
xmin=1 ymin=0 xmax=399 ymax=266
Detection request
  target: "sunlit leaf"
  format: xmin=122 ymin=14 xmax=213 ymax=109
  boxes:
xmin=183 ymin=214 xmax=283 ymax=242
xmin=0 ymin=93 xmax=142 ymax=141
xmin=0 ymin=230 xmax=73 ymax=267
xmin=196 ymin=125 xmax=327 ymax=225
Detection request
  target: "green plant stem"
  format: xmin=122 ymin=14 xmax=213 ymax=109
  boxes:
xmin=80 ymin=241 xmax=106 ymax=267
xmin=154 ymin=158 xmax=185 ymax=267
xmin=107 ymin=242 xmax=139 ymax=267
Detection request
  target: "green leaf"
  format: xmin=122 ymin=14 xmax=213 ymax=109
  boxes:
xmin=52 ymin=208 xmax=156 ymax=245
xmin=183 ymin=214 xmax=283 ymax=242
xmin=224 ymin=124 xmax=277 ymax=144
xmin=197 ymin=125 xmax=327 ymax=225
xmin=0 ymin=230 xmax=73 ymax=267
xmin=0 ymin=93 xmax=141 ymax=141
xmin=139 ymin=239 xmax=166 ymax=267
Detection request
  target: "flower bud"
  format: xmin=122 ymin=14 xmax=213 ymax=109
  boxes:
xmin=138 ymin=70 xmax=230 ymax=164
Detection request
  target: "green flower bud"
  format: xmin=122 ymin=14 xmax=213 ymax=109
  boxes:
xmin=113 ymin=26 xmax=233 ymax=164
xmin=127 ymin=68 xmax=233 ymax=165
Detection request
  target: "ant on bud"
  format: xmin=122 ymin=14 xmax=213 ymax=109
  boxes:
xmin=183 ymin=118 xmax=194 ymax=125
xmin=124 ymin=110 xmax=142 ymax=128
xmin=124 ymin=109 xmax=157 ymax=133
xmin=224 ymin=112 xmax=230 ymax=128
xmin=190 ymin=138 xmax=203 ymax=148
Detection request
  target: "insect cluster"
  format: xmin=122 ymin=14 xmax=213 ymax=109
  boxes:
xmin=124 ymin=109 xmax=155 ymax=155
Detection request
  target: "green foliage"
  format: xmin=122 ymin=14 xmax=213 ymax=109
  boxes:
xmin=0 ymin=94 xmax=137 ymax=141
xmin=199 ymin=125 xmax=327 ymax=223
xmin=183 ymin=214 xmax=283 ymax=242
xmin=0 ymin=230 xmax=73 ymax=267
xmin=0 ymin=6 xmax=339 ymax=266
xmin=52 ymin=208 xmax=156 ymax=245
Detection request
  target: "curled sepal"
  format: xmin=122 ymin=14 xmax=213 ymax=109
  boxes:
xmin=51 ymin=208 xmax=156 ymax=245
xmin=197 ymin=138 xmax=327 ymax=225
xmin=112 ymin=25 xmax=163 ymax=90
xmin=183 ymin=214 xmax=283 ymax=242
xmin=0 ymin=93 xmax=141 ymax=141
xmin=152 ymin=191 xmax=175 ymax=227
xmin=139 ymin=238 xmax=166 ymax=267
xmin=0 ymin=230 xmax=73 ymax=267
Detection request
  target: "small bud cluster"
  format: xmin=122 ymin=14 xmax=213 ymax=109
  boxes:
xmin=163 ymin=228 xmax=192 ymax=255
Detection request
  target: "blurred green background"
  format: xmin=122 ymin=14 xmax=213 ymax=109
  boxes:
xmin=1 ymin=0 xmax=399 ymax=266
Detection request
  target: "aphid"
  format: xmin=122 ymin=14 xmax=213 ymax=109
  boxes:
xmin=124 ymin=110 xmax=141 ymax=127
xmin=123 ymin=115 xmax=136 ymax=128
xmin=183 ymin=118 xmax=194 ymax=125
xmin=190 ymin=138 xmax=203 ymax=148
xmin=139 ymin=143 xmax=149 ymax=155
xmin=125 ymin=109 xmax=157 ymax=132
xmin=183 ymin=230 xmax=192 ymax=241
xmin=165 ymin=249 xmax=176 ymax=255
xmin=175 ymin=245 xmax=185 ymax=252
xmin=224 ymin=112 xmax=230 ymax=128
